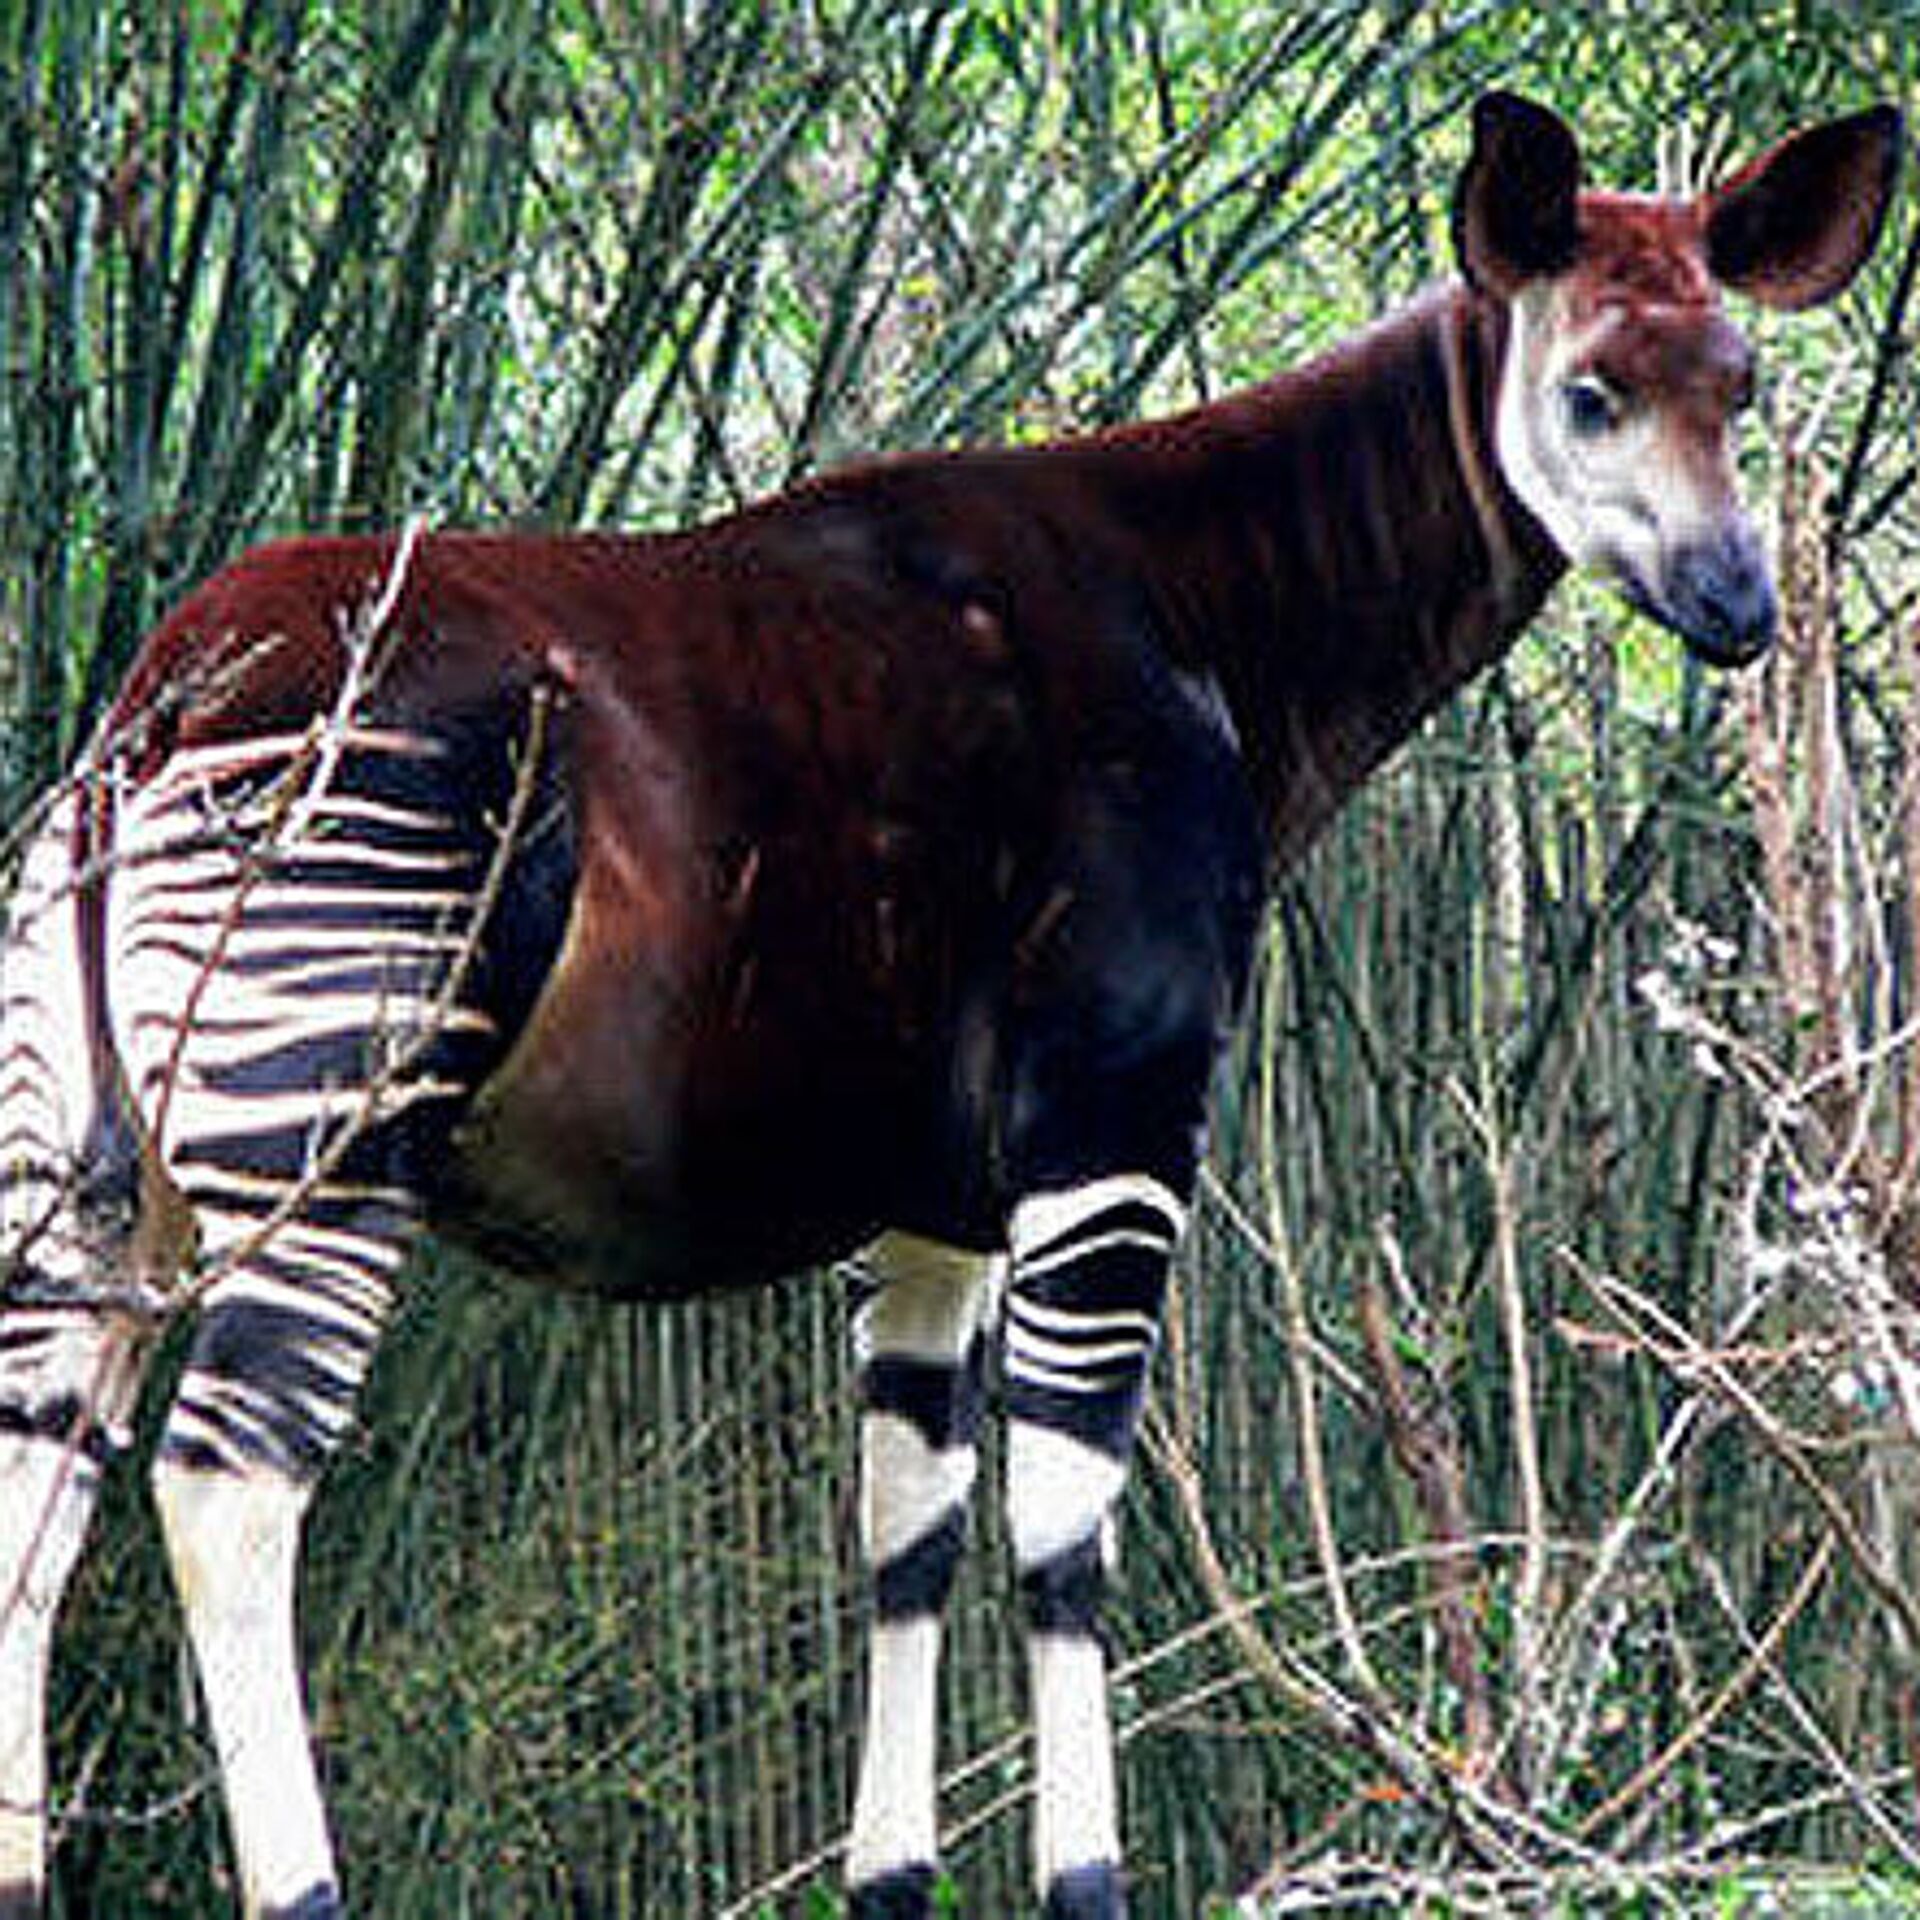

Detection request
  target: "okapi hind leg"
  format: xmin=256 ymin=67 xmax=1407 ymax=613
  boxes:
xmin=0 ymin=791 xmax=151 ymax=1917
xmin=104 ymin=728 xmax=521 ymax=1918
xmin=0 ymin=1314 xmax=145 ymax=1918
xmin=149 ymin=1192 xmax=414 ymax=1920
xmin=846 ymin=1233 xmax=997 ymax=1919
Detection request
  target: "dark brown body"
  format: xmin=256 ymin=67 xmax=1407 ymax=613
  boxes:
xmin=109 ymin=288 xmax=1563 ymax=1299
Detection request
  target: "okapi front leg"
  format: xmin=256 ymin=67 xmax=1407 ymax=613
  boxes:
xmin=1005 ymin=1175 xmax=1186 ymax=1920
xmin=847 ymin=1234 xmax=995 ymax=1918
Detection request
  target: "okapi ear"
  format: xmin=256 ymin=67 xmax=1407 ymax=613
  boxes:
xmin=1704 ymin=105 xmax=1904 ymax=310
xmin=1452 ymin=92 xmax=1583 ymax=297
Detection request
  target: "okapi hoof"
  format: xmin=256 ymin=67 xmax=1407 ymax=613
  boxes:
xmin=1043 ymin=1861 xmax=1126 ymax=1920
xmin=263 ymin=1887 xmax=344 ymax=1920
xmin=848 ymin=1862 xmax=937 ymax=1918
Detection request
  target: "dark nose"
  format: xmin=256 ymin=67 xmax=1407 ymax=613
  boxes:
xmin=1663 ymin=526 xmax=1776 ymax=667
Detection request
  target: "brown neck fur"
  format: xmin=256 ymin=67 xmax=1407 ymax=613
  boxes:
xmin=1081 ymin=283 xmax=1566 ymax=865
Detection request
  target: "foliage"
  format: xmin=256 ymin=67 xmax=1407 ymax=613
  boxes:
xmin=4 ymin=1 xmax=1920 ymax=1915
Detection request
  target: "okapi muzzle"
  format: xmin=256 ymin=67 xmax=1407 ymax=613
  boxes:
xmin=1460 ymin=91 xmax=1902 ymax=671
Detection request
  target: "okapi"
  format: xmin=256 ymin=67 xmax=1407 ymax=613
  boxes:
xmin=0 ymin=91 xmax=1902 ymax=1920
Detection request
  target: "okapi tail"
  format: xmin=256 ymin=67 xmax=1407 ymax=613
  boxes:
xmin=68 ymin=774 xmax=144 ymax=1259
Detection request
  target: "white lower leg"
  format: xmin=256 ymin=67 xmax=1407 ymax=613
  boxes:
xmin=152 ymin=1461 xmax=334 ymax=1918
xmin=1008 ymin=1422 xmax=1127 ymax=1895
xmin=1029 ymin=1632 xmax=1119 ymax=1888
xmin=848 ymin=1615 xmax=942 ymax=1885
xmin=846 ymin=1235 xmax=994 ymax=1895
xmin=0 ymin=1437 xmax=101 ymax=1898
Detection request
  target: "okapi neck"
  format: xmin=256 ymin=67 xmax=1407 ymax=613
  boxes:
xmin=1094 ymin=283 xmax=1565 ymax=868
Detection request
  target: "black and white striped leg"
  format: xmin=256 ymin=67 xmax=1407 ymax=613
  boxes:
xmin=1006 ymin=1174 xmax=1187 ymax=1920
xmin=150 ymin=1193 xmax=412 ymax=1920
xmin=104 ymin=736 xmax=488 ymax=1919
xmin=0 ymin=793 xmax=148 ymax=1916
xmin=846 ymin=1233 xmax=996 ymax=1919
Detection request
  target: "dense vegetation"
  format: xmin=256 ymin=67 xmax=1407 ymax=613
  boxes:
xmin=5 ymin=2 xmax=1919 ymax=1912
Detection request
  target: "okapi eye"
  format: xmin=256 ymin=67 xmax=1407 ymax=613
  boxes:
xmin=1562 ymin=375 xmax=1624 ymax=439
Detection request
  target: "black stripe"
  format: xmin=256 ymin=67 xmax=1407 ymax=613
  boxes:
xmin=189 ymin=1300 xmax=378 ymax=1397
xmin=847 ymin=1863 xmax=936 ymax=1919
xmin=1042 ymin=1860 xmax=1125 ymax=1920
xmin=261 ymin=1885 xmax=343 ymax=1920
xmin=1014 ymin=1242 xmax=1168 ymax=1322
xmin=861 ymin=1343 xmax=983 ymax=1453
xmin=874 ymin=1504 xmax=968 ymax=1620
xmin=0 ymin=1397 xmax=116 ymax=1468
xmin=1005 ymin=1375 xmax=1144 ymax=1460
xmin=1020 ymin=1530 xmax=1106 ymax=1635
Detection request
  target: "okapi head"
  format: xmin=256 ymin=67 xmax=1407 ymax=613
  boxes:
xmin=1455 ymin=92 xmax=1902 ymax=666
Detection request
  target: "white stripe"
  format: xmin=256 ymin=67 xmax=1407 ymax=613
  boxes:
xmin=1005 ymin=1358 xmax=1103 ymax=1398
xmin=1006 ymin=1297 xmax=1159 ymax=1344
xmin=1011 ymin=1174 xmax=1187 ymax=1259
xmin=1016 ymin=1223 xmax=1176 ymax=1280
xmin=1006 ymin=1326 xmax=1152 ymax=1377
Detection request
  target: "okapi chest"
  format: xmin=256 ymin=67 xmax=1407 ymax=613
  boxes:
xmin=0 ymin=91 xmax=1900 ymax=1920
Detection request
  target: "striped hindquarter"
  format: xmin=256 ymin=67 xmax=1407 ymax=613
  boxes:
xmin=1 ymin=724 xmax=512 ymax=1920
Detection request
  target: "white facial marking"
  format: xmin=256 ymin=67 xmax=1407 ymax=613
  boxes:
xmin=1495 ymin=283 xmax=1728 ymax=601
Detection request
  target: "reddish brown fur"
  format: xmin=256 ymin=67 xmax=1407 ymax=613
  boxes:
xmin=106 ymin=286 xmax=1560 ymax=1295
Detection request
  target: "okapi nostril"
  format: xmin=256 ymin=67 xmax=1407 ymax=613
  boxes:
xmin=1663 ymin=536 xmax=1777 ymax=664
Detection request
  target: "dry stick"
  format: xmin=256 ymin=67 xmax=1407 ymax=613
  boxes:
xmin=1360 ymin=1222 xmax=1495 ymax=1780
xmin=1144 ymin=1398 xmax=1637 ymax=1891
xmin=1692 ymin=1541 xmax=1920 ymax=1873
xmin=1257 ymin=942 xmax=1384 ymax=1708
xmin=1894 ymin=610 xmax=1920 ymax=1206
xmin=1536 ymin=1255 xmax=1780 ymax=1746
xmin=1573 ymin=1531 xmax=1837 ymax=1842
xmin=1582 ymin=1264 xmax=1920 ymax=1654
xmin=1448 ymin=1076 xmax=1550 ymax=1797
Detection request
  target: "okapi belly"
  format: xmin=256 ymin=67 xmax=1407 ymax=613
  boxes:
xmin=434 ymin=958 xmax=972 ymax=1301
